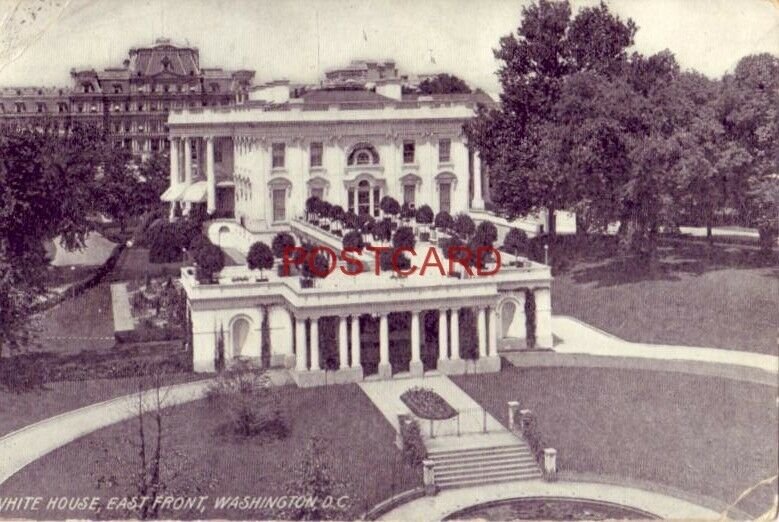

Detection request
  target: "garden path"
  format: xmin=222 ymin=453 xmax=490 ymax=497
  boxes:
xmin=109 ymin=282 xmax=133 ymax=333
xmin=551 ymin=315 xmax=777 ymax=374
xmin=358 ymin=375 xmax=519 ymax=452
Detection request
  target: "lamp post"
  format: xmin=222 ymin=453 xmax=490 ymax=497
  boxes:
xmin=544 ymin=244 xmax=549 ymax=265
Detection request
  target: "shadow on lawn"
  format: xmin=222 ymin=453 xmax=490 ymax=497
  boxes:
xmin=561 ymin=240 xmax=777 ymax=289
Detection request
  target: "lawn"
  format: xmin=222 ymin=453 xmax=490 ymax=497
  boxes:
xmin=0 ymin=371 xmax=204 ymax=436
xmin=32 ymin=283 xmax=115 ymax=353
xmin=109 ymin=246 xmax=183 ymax=282
xmin=551 ymin=240 xmax=778 ymax=354
xmin=453 ymin=367 xmax=777 ymax=517
xmin=0 ymin=384 xmax=421 ymax=520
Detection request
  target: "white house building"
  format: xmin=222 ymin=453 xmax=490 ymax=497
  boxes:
xmin=163 ymin=79 xmax=554 ymax=386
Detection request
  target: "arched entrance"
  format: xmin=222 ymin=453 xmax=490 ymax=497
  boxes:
xmin=231 ymin=316 xmax=251 ymax=358
xmin=217 ymin=225 xmax=230 ymax=248
xmin=500 ymin=300 xmax=525 ymax=339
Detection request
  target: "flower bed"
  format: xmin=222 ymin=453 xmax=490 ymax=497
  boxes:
xmin=400 ymin=386 xmax=458 ymax=420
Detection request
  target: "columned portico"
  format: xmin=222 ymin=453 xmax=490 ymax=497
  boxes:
xmin=205 ymin=136 xmax=216 ymax=214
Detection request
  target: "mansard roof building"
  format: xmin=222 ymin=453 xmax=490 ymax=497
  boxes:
xmin=0 ymin=38 xmax=254 ymax=155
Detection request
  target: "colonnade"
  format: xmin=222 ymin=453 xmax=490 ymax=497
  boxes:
xmin=168 ymin=136 xmax=217 ymax=216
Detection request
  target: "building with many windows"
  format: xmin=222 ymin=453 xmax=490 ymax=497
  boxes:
xmin=0 ymin=38 xmax=254 ymax=155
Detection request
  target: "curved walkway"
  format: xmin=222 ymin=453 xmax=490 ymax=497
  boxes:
xmin=552 ymin=315 xmax=778 ymax=375
xmin=0 ymin=380 xmax=212 ymax=486
xmin=378 ymin=479 xmax=721 ymax=520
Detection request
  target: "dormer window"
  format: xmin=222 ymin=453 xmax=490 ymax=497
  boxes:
xmin=113 ymin=85 xmax=122 ymax=94
xmin=161 ymin=56 xmax=172 ymax=70
xmin=58 ymin=103 xmax=68 ymax=113
xmin=15 ymin=102 xmax=25 ymax=113
xmin=37 ymin=103 xmax=46 ymax=113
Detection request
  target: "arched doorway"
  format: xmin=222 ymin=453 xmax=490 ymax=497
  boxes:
xmin=217 ymin=225 xmax=230 ymax=248
xmin=231 ymin=316 xmax=251 ymax=358
xmin=500 ymin=300 xmax=524 ymax=339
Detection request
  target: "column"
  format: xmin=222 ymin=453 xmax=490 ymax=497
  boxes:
xmin=438 ymin=309 xmax=448 ymax=361
xmin=378 ymin=313 xmax=391 ymax=378
xmin=534 ymin=287 xmax=553 ymax=348
xmin=449 ymin=308 xmax=460 ymax=360
xmin=169 ymin=138 xmax=180 ymax=187
xmin=477 ymin=307 xmax=487 ymax=358
xmin=472 ymin=150 xmax=484 ymax=210
xmin=410 ymin=311 xmax=422 ymax=376
xmin=368 ymin=187 xmax=374 ymax=218
xmin=488 ymin=306 xmax=498 ymax=356
xmin=183 ymin=138 xmax=193 ymax=185
xmin=350 ymin=315 xmax=361 ymax=369
xmin=310 ymin=318 xmax=320 ymax=371
xmin=338 ymin=316 xmax=349 ymax=369
xmin=295 ymin=318 xmax=307 ymax=371
xmin=206 ymin=136 xmax=216 ymax=214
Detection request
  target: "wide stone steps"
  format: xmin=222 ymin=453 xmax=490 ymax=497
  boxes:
xmin=429 ymin=443 xmax=542 ymax=490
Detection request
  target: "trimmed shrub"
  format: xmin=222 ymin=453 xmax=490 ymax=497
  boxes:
xmin=305 ymin=196 xmax=321 ymax=220
xmin=380 ymin=196 xmax=401 ymax=217
xmin=400 ymin=202 xmax=415 ymax=221
xmin=475 ymin=221 xmax=498 ymax=246
xmin=343 ymin=211 xmax=359 ymax=230
xmin=434 ymin=210 xmax=453 ymax=231
xmin=147 ymin=221 xmax=183 ymax=263
xmin=415 ymin=205 xmax=434 ymax=226
xmin=372 ymin=219 xmax=393 ymax=242
xmin=392 ymin=226 xmax=416 ymax=250
xmin=188 ymin=233 xmax=212 ymax=252
xmin=247 ymin=241 xmax=274 ymax=278
xmin=398 ymin=414 xmax=426 ymax=468
xmin=453 ymin=213 xmax=476 ymax=238
xmin=503 ymin=227 xmax=528 ymax=263
xmin=342 ymin=230 xmax=364 ymax=251
xmin=194 ymin=243 xmax=225 ymax=283
xmin=271 ymin=232 xmax=296 ymax=259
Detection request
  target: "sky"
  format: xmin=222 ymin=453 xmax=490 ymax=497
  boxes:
xmin=0 ymin=0 xmax=777 ymax=96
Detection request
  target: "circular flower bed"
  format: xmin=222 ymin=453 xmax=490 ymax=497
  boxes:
xmin=400 ymin=386 xmax=458 ymax=420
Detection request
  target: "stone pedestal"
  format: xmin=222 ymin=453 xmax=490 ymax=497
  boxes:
xmin=544 ymin=448 xmax=558 ymax=481
xmin=437 ymin=358 xmax=466 ymax=375
xmin=377 ymin=363 xmax=393 ymax=379
xmin=475 ymin=355 xmax=501 ymax=373
xmin=293 ymin=369 xmax=327 ymax=388
xmin=508 ymin=400 xmax=520 ymax=431
xmin=422 ymin=459 xmax=438 ymax=496
xmin=409 ymin=360 xmax=425 ymax=377
xmin=332 ymin=366 xmax=364 ymax=384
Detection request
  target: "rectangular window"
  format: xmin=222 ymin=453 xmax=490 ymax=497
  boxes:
xmin=37 ymin=103 xmax=46 ymax=113
xmin=347 ymin=189 xmax=355 ymax=213
xmin=438 ymin=139 xmax=451 ymax=163
xmin=310 ymin=142 xmax=323 ymax=167
xmin=272 ymin=143 xmax=285 ymax=168
xmin=214 ymin=143 xmax=223 ymax=163
xmin=373 ymin=188 xmax=381 ymax=217
xmin=272 ymin=189 xmax=286 ymax=222
xmin=403 ymin=184 xmax=416 ymax=206
xmin=311 ymin=187 xmax=324 ymax=200
xmin=403 ymin=141 xmax=415 ymax=164
xmin=439 ymin=183 xmax=451 ymax=213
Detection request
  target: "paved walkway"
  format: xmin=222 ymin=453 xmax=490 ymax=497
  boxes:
xmin=0 ymin=370 xmax=291 ymax=486
xmin=109 ymin=282 xmax=134 ymax=333
xmin=551 ymin=315 xmax=778 ymax=375
xmin=358 ymin=375 xmax=517 ymax=452
xmin=379 ymin=478 xmax=721 ymax=520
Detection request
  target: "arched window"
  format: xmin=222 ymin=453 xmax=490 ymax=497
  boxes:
xmin=347 ymin=143 xmax=380 ymax=166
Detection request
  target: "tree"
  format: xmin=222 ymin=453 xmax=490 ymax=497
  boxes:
xmin=271 ymin=232 xmax=296 ymax=259
xmin=503 ymin=228 xmax=528 ymax=264
xmin=97 ymin=146 xmax=139 ymax=234
xmin=474 ymin=221 xmax=498 ymax=246
xmin=194 ymin=243 xmax=225 ymax=283
xmin=418 ymin=73 xmax=471 ymax=94
xmin=305 ymin=196 xmax=321 ymax=221
xmin=453 ymin=213 xmax=476 ymax=238
xmin=392 ymin=226 xmax=416 ymax=250
xmin=134 ymin=151 xmax=169 ymax=216
xmin=415 ymin=205 xmax=434 ymax=226
xmin=247 ymin=241 xmax=274 ymax=279
xmin=284 ymin=437 xmax=351 ymax=520
xmin=465 ymin=0 xmax=637 ymax=243
xmin=0 ymin=123 xmax=104 ymax=358
xmin=748 ymin=176 xmax=779 ymax=255
xmin=434 ymin=210 xmax=453 ymax=231
xmin=372 ymin=219 xmax=393 ymax=243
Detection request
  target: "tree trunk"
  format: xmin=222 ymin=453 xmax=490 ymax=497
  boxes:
xmin=546 ymin=205 xmax=557 ymax=242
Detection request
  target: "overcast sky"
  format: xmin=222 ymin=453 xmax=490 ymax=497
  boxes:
xmin=0 ymin=0 xmax=777 ymax=95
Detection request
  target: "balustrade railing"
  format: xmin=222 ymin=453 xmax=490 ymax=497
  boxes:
xmin=426 ymin=407 xmax=488 ymax=439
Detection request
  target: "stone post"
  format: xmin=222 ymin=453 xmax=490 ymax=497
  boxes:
xmin=350 ymin=315 xmax=361 ymax=369
xmin=508 ymin=401 xmax=520 ymax=431
xmin=450 ymin=308 xmax=460 ymax=360
xmin=519 ymin=409 xmax=532 ymax=432
xmin=422 ymin=459 xmax=437 ymax=496
xmin=338 ymin=316 xmax=349 ymax=369
xmin=544 ymin=448 xmax=557 ymax=481
xmin=310 ymin=318 xmax=320 ymax=371
xmin=438 ymin=309 xmax=448 ymax=361
xmin=295 ymin=318 xmax=307 ymax=372
xmin=477 ymin=307 xmax=487 ymax=358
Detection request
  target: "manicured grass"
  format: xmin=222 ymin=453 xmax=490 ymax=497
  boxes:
xmin=110 ymin=247 xmax=182 ymax=282
xmin=551 ymin=240 xmax=778 ymax=354
xmin=0 ymin=384 xmax=421 ymax=520
xmin=32 ymin=283 xmax=115 ymax=353
xmin=453 ymin=367 xmax=777 ymax=517
xmin=0 ymin=372 xmax=203 ymax=436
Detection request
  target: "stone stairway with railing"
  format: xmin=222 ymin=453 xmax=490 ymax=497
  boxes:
xmin=428 ymin=439 xmax=542 ymax=489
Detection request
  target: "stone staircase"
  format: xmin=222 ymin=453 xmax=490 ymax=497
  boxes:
xmin=428 ymin=442 xmax=542 ymax=489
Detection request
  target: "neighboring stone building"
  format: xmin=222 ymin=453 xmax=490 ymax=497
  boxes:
xmin=0 ymin=38 xmax=254 ymax=155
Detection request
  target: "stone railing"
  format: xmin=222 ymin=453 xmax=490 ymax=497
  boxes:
xmin=508 ymin=400 xmax=557 ymax=481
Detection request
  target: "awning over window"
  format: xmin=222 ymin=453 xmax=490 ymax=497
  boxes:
xmin=160 ymin=184 xmax=186 ymax=202
xmin=181 ymin=181 xmax=208 ymax=203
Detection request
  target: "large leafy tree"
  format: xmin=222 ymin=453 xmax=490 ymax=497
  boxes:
xmin=418 ymin=73 xmax=471 ymax=94
xmin=466 ymin=0 xmax=637 ymax=241
xmin=0 ymin=123 xmax=104 ymax=358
